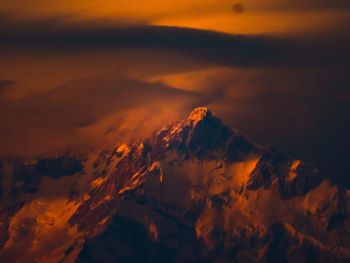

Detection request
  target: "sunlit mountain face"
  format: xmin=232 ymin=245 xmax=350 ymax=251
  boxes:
xmin=0 ymin=1 xmax=349 ymax=262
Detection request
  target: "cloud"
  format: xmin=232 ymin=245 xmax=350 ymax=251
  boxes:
xmin=0 ymin=80 xmax=15 ymax=94
xmin=0 ymin=10 xmax=349 ymax=188
xmin=0 ymin=21 xmax=288 ymax=66
xmin=264 ymin=0 xmax=350 ymax=12
xmin=232 ymin=3 xmax=245 ymax=14
xmin=0 ymin=16 xmax=348 ymax=70
xmin=0 ymin=73 xmax=204 ymax=158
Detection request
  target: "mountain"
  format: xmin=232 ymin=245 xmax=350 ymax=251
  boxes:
xmin=0 ymin=107 xmax=349 ymax=263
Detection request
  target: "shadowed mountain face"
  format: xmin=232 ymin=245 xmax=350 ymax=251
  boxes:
xmin=0 ymin=107 xmax=350 ymax=263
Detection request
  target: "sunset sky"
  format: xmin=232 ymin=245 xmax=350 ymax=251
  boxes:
xmin=0 ymin=1 xmax=349 ymax=184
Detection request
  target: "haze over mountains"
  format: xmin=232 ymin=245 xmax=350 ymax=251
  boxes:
xmin=1 ymin=1 xmax=349 ymax=187
xmin=0 ymin=107 xmax=349 ymax=263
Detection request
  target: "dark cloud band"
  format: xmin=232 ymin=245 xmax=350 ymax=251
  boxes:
xmin=0 ymin=18 xmax=349 ymax=69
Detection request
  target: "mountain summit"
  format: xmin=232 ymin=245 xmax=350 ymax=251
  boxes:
xmin=1 ymin=107 xmax=350 ymax=263
xmin=187 ymin=106 xmax=212 ymax=124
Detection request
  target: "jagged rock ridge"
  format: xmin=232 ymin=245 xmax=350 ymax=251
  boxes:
xmin=0 ymin=107 xmax=349 ymax=263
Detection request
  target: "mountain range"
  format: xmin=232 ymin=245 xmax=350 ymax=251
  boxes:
xmin=0 ymin=107 xmax=349 ymax=263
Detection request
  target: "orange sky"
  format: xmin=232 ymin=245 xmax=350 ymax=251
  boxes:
xmin=1 ymin=0 xmax=348 ymax=34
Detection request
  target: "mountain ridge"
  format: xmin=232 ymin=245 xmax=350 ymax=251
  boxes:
xmin=0 ymin=107 xmax=349 ymax=263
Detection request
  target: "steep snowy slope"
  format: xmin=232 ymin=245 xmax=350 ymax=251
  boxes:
xmin=1 ymin=107 xmax=349 ymax=263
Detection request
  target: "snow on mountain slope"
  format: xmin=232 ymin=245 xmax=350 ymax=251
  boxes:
xmin=1 ymin=107 xmax=349 ymax=263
